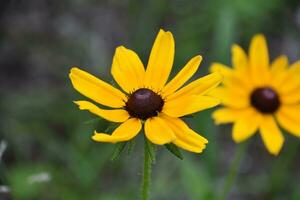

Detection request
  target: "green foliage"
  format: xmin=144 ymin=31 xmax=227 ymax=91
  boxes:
xmin=127 ymin=140 xmax=136 ymax=155
xmin=111 ymin=142 xmax=128 ymax=161
xmin=144 ymin=138 xmax=156 ymax=164
xmin=165 ymin=143 xmax=183 ymax=160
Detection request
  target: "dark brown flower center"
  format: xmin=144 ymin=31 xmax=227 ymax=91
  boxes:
xmin=125 ymin=88 xmax=164 ymax=120
xmin=250 ymin=87 xmax=280 ymax=114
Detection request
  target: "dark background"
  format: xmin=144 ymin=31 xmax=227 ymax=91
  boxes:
xmin=1 ymin=0 xmax=300 ymax=199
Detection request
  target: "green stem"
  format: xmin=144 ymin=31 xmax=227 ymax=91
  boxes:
xmin=221 ymin=142 xmax=248 ymax=200
xmin=142 ymin=138 xmax=152 ymax=200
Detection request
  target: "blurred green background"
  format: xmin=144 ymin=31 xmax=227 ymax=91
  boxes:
xmin=1 ymin=0 xmax=300 ymax=199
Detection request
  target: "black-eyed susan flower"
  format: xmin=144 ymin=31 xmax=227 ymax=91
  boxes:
xmin=210 ymin=34 xmax=300 ymax=155
xmin=70 ymin=29 xmax=223 ymax=153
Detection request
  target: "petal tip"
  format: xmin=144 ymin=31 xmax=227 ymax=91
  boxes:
xmin=209 ymin=64 xmax=226 ymax=77
xmin=73 ymin=101 xmax=85 ymax=110
xmin=115 ymin=45 xmax=126 ymax=51
xmin=268 ymin=148 xmax=281 ymax=156
xmin=195 ymin=55 xmax=203 ymax=63
xmin=70 ymin=67 xmax=80 ymax=73
xmin=203 ymin=138 xmax=209 ymax=144
xmin=213 ymin=71 xmax=224 ymax=83
xmin=158 ymin=29 xmax=167 ymax=36
xmin=91 ymin=131 xmax=99 ymax=141
xmin=231 ymin=44 xmax=241 ymax=52
xmin=213 ymin=118 xmax=223 ymax=125
xmin=166 ymin=31 xmax=174 ymax=37
xmin=232 ymin=43 xmax=239 ymax=48
xmin=196 ymin=144 xmax=207 ymax=153
xmin=254 ymin=33 xmax=265 ymax=38
xmin=232 ymin=135 xmax=243 ymax=143
xmin=267 ymin=139 xmax=284 ymax=156
xmin=252 ymin=33 xmax=266 ymax=44
xmin=73 ymin=100 xmax=80 ymax=105
xmin=209 ymin=63 xmax=217 ymax=73
xmin=158 ymin=29 xmax=174 ymax=39
xmin=91 ymin=131 xmax=108 ymax=142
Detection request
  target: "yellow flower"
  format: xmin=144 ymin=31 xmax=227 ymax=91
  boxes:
xmin=210 ymin=34 xmax=300 ymax=155
xmin=69 ymin=29 xmax=222 ymax=153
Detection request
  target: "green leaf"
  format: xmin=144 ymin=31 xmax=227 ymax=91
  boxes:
xmin=127 ymin=139 xmax=135 ymax=155
xmin=165 ymin=143 xmax=183 ymax=160
xmin=110 ymin=142 xmax=127 ymax=161
xmin=144 ymin=138 xmax=156 ymax=164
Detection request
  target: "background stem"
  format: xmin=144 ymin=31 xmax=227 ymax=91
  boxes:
xmin=221 ymin=142 xmax=248 ymax=200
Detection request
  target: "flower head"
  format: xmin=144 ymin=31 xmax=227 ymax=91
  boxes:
xmin=210 ymin=34 xmax=300 ymax=155
xmin=70 ymin=29 xmax=222 ymax=153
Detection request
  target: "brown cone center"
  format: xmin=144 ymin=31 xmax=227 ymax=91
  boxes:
xmin=125 ymin=88 xmax=164 ymax=120
xmin=250 ymin=87 xmax=280 ymax=113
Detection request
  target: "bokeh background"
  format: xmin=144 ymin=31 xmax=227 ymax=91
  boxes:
xmin=1 ymin=0 xmax=300 ymax=199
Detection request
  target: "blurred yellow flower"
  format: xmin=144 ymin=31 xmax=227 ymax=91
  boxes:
xmin=210 ymin=34 xmax=300 ymax=155
xmin=69 ymin=29 xmax=222 ymax=153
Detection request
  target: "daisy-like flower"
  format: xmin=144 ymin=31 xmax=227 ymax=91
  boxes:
xmin=69 ymin=29 xmax=222 ymax=153
xmin=210 ymin=34 xmax=300 ymax=155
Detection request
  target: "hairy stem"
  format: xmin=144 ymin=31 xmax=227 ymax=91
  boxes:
xmin=142 ymin=138 xmax=152 ymax=200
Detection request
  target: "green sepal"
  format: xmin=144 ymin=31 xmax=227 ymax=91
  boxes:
xmin=110 ymin=142 xmax=127 ymax=161
xmin=144 ymin=138 xmax=156 ymax=164
xmin=127 ymin=139 xmax=136 ymax=155
xmin=183 ymin=114 xmax=195 ymax=119
xmin=165 ymin=143 xmax=183 ymax=160
xmin=104 ymin=123 xmax=119 ymax=134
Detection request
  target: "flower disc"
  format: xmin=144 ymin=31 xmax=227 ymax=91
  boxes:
xmin=250 ymin=87 xmax=280 ymax=113
xmin=125 ymin=88 xmax=164 ymax=120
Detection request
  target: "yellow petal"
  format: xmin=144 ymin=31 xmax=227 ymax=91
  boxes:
xmin=184 ymin=96 xmax=220 ymax=115
xmin=92 ymin=118 xmax=142 ymax=143
xmin=144 ymin=29 xmax=175 ymax=91
xmin=289 ymin=60 xmax=300 ymax=74
xmin=249 ymin=34 xmax=270 ymax=86
xmin=144 ymin=117 xmax=176 ymax=145
xmin=269 ymin=55 xmax=289 ymax=90
xmin=259 ymin=115 xmax=284 ymax=156
xmin=74 ymin=101 xmax=129 ymax=123
xmin=271 ymin=55 xmax=288 ymax=74
xmin=273 ymin=71 xmax=300 ymax=100
xmin=162 ymin=55 xmax=202 ymax=97
xmin=221 ymin=68 xmax=253 ymax=93
xmin=69 ymin=67 xmax=127 ymax=108
xmin=161 ymin=114 xmax=208 ymax=153
xmin=111 ymin=46 xmax=145 ymax=93
xmin=276 ymin=105 xmax=300 ymax=137
xmin=275 ymin=60 xmax=300 ymax=96
xmin=167 ymin=72 xmax=223 ymax=100
xmin=231 ymin=44 xmax=248 ymax=70
xmin=208 ymin=87 xmax=249 ymax=109
xmin=164 ymin=95 xmax=220 ymax=117
xmin=280 ymin=86 xmax=300 ymax=104
xmin=271 ymin=55 xmax=293 ymax=90
xmin=249 ymin=34 xmax=269 ymax=68
xmin=212 ymin=107 xmax=256 ymax=124
xmin=162 ymin=95 xmax=194 ymax=117
xmin=210 ymin=55 xmax=251 ymax=91
xmin=232 ymin=113 xmax=261 ymax=143
xmin=210 ymin=63 xmax=232 ymax=77
xmin=275 ymin=65 xmax=300 ymax=102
